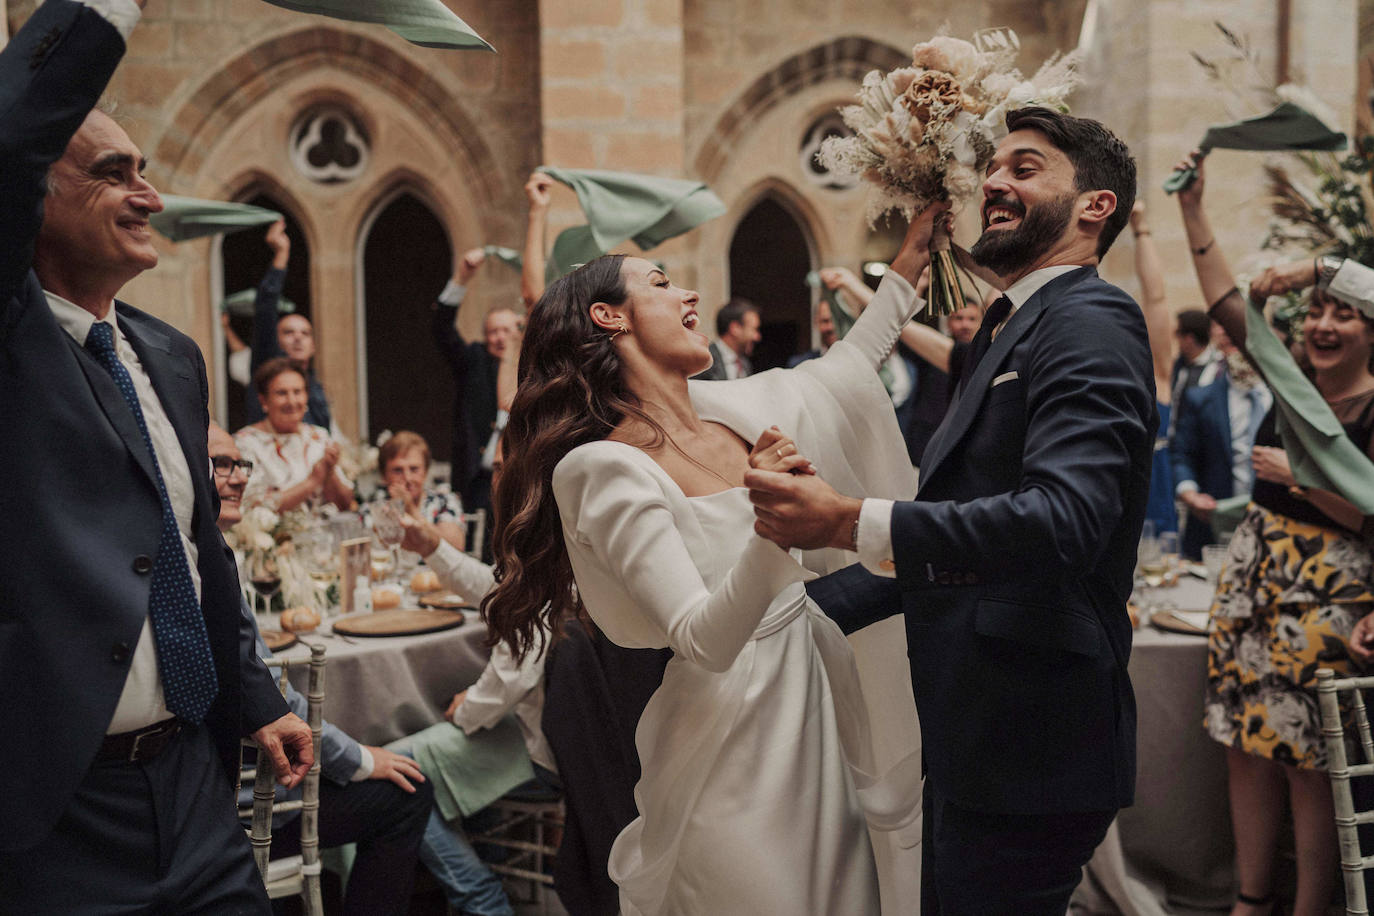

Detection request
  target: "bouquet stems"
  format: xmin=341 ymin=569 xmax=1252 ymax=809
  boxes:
xmin=927 ymin=232 xmax=965 ymax=317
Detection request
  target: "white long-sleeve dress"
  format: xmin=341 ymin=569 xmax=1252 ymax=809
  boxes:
xmin=551 ymin=272 xmax=925 ymax=916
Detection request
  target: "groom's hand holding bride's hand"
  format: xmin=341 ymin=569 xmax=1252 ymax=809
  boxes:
xmin=749 ymin=426 xmax=815 ymax=476
xmin=746 ymin=431 xmax=862 ymax=552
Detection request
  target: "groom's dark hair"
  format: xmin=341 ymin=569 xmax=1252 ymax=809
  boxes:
xmin=1005 ymin=107 xmax=1136 ymax=259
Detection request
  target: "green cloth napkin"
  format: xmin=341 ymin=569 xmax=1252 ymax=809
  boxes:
xmin=1164 ymin=102 xmax=1347 ymax=194
xmin=538 ymin=166 xmax=726 ymax=280
xmin=150 ymin=196 xmax=281 ymax=242
xmin=260 ymin=0 xmax=493 ymax=50
xmin=1245 ymin=303 xmax=1374 ymax=514
xmin=220 ymin=288 xmax=297 ymax=317
xmin=401 ymin=717 xmax=534 ymax=820
xmin=1210 ymin=494 xmax=1252 ymax=543
xmin=482 ymin=244 xmax=523 ymax=271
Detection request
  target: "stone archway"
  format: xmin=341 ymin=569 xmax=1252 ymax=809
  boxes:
xmin=144 ymin=28 xmax=507 ymax=439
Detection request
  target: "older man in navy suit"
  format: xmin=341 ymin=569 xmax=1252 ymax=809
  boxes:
xmin=0 ymin=1 xmax=313 ymax=911
xmin=747 ymin=108 xmax=1155 ymax=914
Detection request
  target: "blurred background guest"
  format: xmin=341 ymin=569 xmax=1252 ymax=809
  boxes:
xmin=370 ymin=430 xmax=465 ymax=551
xmin=243 ymin=220 xmax=336 ymax=433
xmin=694 ymin=297 xmax=761 ymax=379
xmin=236 ymin=357 xmax=354 ymax=512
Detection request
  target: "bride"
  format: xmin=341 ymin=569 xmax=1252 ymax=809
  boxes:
xmin=483 ymin=206 xmax=944 ymax=915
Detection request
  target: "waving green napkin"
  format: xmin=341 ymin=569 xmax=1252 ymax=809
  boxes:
xmin=538 ymin=166 xmax=726 ymax=280
xmin=1164 ymin=102 xmax=1347 ymax=194
xmin=400 ymin=717 xmax=535 ymax=820
xmin=221 ymin=288 xmax=297 ymax=318
xmin=1245 ymin=303 xmax=1374 ymax=514
xmin=261 ymin=0 xmax=493 ymax=50
xmin=150 ymin=196 xmax=281 ymax=243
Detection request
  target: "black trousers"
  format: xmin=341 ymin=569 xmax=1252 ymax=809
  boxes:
xmin=270 ymin=775 xmax=433 ymax=916
xmin=922 ymin=782 xmax=1116 ymax=916
xmin=0 ymin=724 xmax=269 ymax=915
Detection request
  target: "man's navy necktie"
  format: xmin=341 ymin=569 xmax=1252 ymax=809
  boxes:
xmin=963 ymin=295 xmax=1013 ymax=381
xmin=86 ymin=321 xmax=218 ymax=722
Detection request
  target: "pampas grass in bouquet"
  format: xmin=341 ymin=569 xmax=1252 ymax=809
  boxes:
xmin=818 ymin=30 xmax=1082 ymax=315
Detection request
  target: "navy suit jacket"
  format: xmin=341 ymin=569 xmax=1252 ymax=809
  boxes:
xmin=1171 ymin=376 xmax=1236 ymax=557
xmin=809 ymin=266 xmax=1156 ymax=816
xmin=0 ymin=0 xmax=287 ymax=850
xmin=431 ymin=303 xmax=498 ymax=496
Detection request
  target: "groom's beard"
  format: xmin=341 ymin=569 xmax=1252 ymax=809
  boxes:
xmin=970 ymin=191 xmax=1077 ymax=278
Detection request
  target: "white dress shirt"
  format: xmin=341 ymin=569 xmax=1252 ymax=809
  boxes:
xmin=855 ymin=265 xmax=1080 ymax=578
xmin=47 ymin=292 xmax=199 ymax=733
xmin=427 ymin=541 xmax=555 ymax=771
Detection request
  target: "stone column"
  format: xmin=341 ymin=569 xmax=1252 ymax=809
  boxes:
xmin=537 ymin=0 xmax=695 ymax=279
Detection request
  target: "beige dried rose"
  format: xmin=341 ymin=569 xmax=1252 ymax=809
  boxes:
xmin=902 ymin=71 xmax=963 ymax=122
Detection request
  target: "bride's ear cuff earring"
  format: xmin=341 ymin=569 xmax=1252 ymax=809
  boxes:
xmin=609 ymin=321 xmax=629 ymax=341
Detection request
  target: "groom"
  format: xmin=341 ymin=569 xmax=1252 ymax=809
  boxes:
xmin=747 ymin=107 xmax=1156 ymax=914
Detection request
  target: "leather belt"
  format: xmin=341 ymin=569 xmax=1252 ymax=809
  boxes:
xmin=97 ymin=718 xmax=183 ymax=764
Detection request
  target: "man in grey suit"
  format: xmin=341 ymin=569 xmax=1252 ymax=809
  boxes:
xmin=0 ymin=1 xmax=313 ymax=910
xmin=694 ymin=297 xmax=761 ymax=379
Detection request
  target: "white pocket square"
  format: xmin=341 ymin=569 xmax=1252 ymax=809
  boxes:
xmin=991 ymin=371 xmax=1019 ymax=387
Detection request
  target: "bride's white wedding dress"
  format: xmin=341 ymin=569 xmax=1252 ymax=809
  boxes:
xmin=552 ymin=272 xmax=925 ymax=915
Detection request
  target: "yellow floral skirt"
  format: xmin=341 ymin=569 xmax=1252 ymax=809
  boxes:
xmin=1203 ymin=504 xmax=1374 ymax=770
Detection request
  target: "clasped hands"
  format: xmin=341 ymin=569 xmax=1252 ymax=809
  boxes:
xmin=745 ymin=427 xmax=862 ymax=552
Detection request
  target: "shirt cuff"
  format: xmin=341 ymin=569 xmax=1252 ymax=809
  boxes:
xmin=84 ymin=0 xmax=141 ymax=41
xmin=351 ymin=746 xmax=374 ymax=781
xmin=437 ymin=280 xmax=467 ymax=308
xmin=1175 ymin=480 xmax=1198 ymax=497
xmin=857 ymin=498 xmax=897 ymax=578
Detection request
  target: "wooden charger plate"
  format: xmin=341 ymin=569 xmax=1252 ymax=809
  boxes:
xmin=332 ymin=609 xmax=466 ymax=637
xmin=418 ymin=592 xmax=472 ymax=611
xmin=1150 ymin=609 xmax=1211 ymax=636
xmin=260 ymin=628 xmax=299 ymax=652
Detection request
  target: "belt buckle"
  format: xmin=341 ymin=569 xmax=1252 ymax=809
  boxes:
xmin=128 ymin=728 xmax=152 ymax=763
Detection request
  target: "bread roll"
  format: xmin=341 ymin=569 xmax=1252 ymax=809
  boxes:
xmin=410 ymin=569 xmax=441 ymax=594
xmin=280 ymin=606 xmax=321 ymax=633
xmin=372 ymin=587 xmax=402 ymax=610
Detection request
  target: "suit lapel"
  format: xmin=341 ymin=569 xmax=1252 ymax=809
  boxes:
xmin=118 ymin=305 xmax=207 ymax=503
xmin=918 ymin=267 xmax=1094 ymax=490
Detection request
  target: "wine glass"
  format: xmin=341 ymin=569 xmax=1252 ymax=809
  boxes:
xmin=295 ymin=526 xmax=339 ymax=617
xmin=246 ymin=548 xmax=281 ymax=616
xmin=1202 ymin=544 xmax=1229 ymax=583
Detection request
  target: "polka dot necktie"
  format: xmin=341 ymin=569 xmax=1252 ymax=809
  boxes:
xmin=86 ymin=321 xmax=219 ymax=723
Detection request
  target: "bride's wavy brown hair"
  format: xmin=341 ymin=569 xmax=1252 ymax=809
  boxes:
xmin=482 ymin=254 xmax=662 ymax=662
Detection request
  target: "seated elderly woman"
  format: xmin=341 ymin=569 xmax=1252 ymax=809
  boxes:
xmin=368 ymin=430 xmax=465 ymax=551
xmin=236 ymin=357 xmax=354 ymax=512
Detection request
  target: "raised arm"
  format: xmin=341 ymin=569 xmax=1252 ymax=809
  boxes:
xmin=522 ymin=172 xmax=554 ymax=306
xmin=247 ymin=220 xmax=291 ymax=372
xmin=1130 ymin=201 xmax=1174 ymax=397
xmin=1174 ymin=151 xmax=1249 ymax=347
xmin=555 ymin=445 xmax=807 ymax=673
xmin=431 ymin=247 xmax=485 ymax=367
xmin=0 ymin=0 xmax=132 ymax=308
xmin=835 ymin=205 xmax=945 ymax=371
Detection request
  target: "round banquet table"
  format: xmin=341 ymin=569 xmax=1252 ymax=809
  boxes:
xmin=1075 ymin=576 xmax=1235 ymax=916
xmin=273 ymin=614 xmax=493 ymax=746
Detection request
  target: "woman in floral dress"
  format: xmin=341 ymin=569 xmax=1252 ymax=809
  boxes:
xmin=1178 ymin=150 xmax=1374 ymax=916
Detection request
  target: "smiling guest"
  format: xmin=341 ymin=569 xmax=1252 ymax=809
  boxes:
xmin=747 ymin=106 xmax=1154 ymax=913
xmin=235 ymin=356 xmax=353 ymax=512
xmin=369 ymin=430 xmax=465 ymax=551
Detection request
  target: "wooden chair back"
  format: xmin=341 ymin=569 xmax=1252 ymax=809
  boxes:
xmin=1317 ymin=667 xmax=1374 ymax=916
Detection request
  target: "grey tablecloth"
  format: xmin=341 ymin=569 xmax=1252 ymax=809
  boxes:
xmin=1076 ymin=577 xmax=1233 ymax=915
xmin=277 ymin=618 xmax=492 ymax=746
